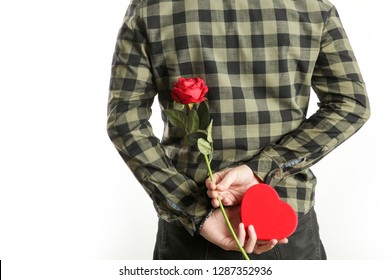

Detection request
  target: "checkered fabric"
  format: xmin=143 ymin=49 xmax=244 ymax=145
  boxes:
xmin=107 ymin=0 xmax=370 ymax=235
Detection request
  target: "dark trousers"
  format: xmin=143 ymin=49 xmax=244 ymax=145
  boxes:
xmin=153 ymin=207 xmax=326 ymax=260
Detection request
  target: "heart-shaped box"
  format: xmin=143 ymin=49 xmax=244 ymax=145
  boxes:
xmin=241 ymin=183 xmax=298 ymax=240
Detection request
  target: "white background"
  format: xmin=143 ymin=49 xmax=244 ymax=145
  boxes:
xmin=0 ymin=0 xmax=389 ymax=262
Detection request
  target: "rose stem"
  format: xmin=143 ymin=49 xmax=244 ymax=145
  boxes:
xmin=204 ymin=154 xmax=250 ymax=260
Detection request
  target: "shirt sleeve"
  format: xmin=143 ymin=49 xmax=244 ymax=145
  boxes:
xmin=247 ymin=5 xmax=371 ymax=186
xmin=107 ymin=3 xmax=213 ymax=235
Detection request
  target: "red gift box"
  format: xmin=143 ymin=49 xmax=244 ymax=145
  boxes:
xmin=241 ymin=183 xmax=298 ymax=240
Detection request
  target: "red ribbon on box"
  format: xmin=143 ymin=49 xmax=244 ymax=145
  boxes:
xmin=241 ymin=183 xmax=298 ymax=240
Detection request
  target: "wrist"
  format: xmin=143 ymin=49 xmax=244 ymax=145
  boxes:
xmin=196 ymin=208 xmax=216 ymax=236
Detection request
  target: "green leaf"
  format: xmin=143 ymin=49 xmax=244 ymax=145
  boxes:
xmin=197 ymin=102 xmax=210 ymax=130
xmin=197 ymin=138 xmax=212 ymax=156
xmin=163 ymin=109 xmax=187 ymax=129
xmin=183 ymin=132 xmax=206 ymax=147
xmin=187 ymin=109 xmax=199 ymax=134
xmin=173 ymin=102 xmax=185 ymax=111
xmin=206 ymin=119 xmax=213 ymax=143
xmin=182 ymin=135 xmax=194 ymax=147
xmin=183 ymin=132 xmax=199 ymax=147
xmin=197 ymin=131 xmax=208 ymax=140
xmin=199 ymin=150 xmax=213 ymax=163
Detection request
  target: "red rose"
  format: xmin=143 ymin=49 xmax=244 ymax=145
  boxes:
xmin=171 ymin=77 xmax=208 ymax=105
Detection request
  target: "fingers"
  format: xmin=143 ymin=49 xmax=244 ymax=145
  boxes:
xmin=211 ymin=197 xmax=219 ymax=208
xmin=205 ymin=169 xmax=236 ymax=192
xmin=206 ymin=173 xmax=234 ymax=207
xmin=277 ymin=238 xmax=289 ymax=245
xmin=205 ymin=178 xmax=217 ymax=191
xmin=243 ymin=225 xmax=257 ymax=254
xmin=205 ymin=173 xmax=222 ymax=206
xmin=252 ymin=239 xmax=277 ymax=255
xmin=205 ymin=170 xmax=225 ymax=190
xmin=215 ymin=171 xmax=238 ymax=192
xmin=205 ymin=169 xmax=236 ymax=207
xmin=238 ymin=223 xmax=246 ymax=248
xmin=207 ymin=191 xmax=234 ymax=208
xmin=221 ymin=196 xmax=233 ymax=206
xmin=240 ymin=225 xmax=288 ymax=255
xmin=236 ymin=224 xmax=257 ymax=254
xmin=206 ymin=188 xmax=219 ymax=199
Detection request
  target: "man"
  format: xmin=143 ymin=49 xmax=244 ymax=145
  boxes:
xmin=107 ymin=0 xmax=370 ymax=259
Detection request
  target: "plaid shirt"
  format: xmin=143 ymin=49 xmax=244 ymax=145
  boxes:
xmin=107 ymin=0 xmax=370 ymax=235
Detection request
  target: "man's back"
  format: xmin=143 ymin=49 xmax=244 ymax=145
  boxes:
xmin=108 ymin=0 xmax=370 ymax=254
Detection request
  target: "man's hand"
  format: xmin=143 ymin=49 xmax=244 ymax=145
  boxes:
xmin=200 ymin=206 xmax=288 ymax=254
xmin=205 ymin=165 xmax=261 ymax=207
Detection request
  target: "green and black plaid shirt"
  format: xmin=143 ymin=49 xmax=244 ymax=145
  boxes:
xmin=107 ymin=0 xmax=370 ymax=235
